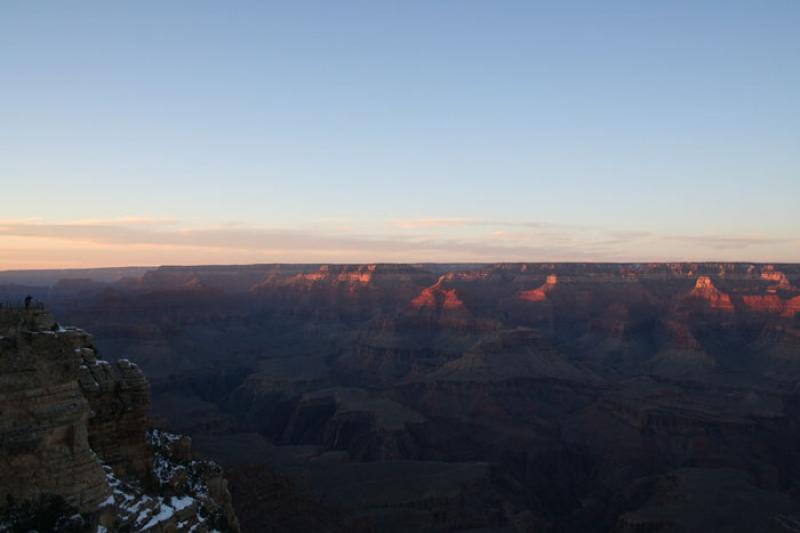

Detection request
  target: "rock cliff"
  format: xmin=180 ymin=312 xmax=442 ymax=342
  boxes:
xmin=0 ymin=307 xmax=111 ymax=515
xmin=688 ymin=275 xmax=734 ymax=311
xmin=0 ymin=305 xmax=240 ymax=532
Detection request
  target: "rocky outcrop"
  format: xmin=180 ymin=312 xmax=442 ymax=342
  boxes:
xmin=86 ymin=428 xmax=240 ymax=532
xmin=76 ymin=342 xmax=151 ymax=480
xmin=742 ymin=294 xmax=787 ymax=314
xmin=0 ymin=305 xmax=240 ymax=532
xmin=282 ymin=264 xmax=379 ymax=288
xmin=281 ymin=388 xmax=426 ymax=461
xmin=761 ymin=266 xmax=793 ymax=289
xmin=688 ymin=276 xmax=734 ymax=311
xmin=785 ymin=296 xmax=800 ymax=318
xmin=0 ymin=307 xmax=111 ymax=513
xmin=645 ymin=320 xmax=716 ymax=379
xmin=426 ymin=328 xmax=596 ymax=383
xmin=410 ymin=275 xmax=470 ymax=315
xmin=518 ymin=274 xmax=558 ymax=302
xmin=250 ymin=264 xmax=438 ymax=316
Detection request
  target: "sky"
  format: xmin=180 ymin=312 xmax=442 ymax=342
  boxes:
xmin=1 ymin=1 xmax=799 ymax=268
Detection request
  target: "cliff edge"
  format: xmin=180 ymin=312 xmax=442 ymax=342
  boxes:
xmin=0 ymin=303 xmax=240 ymax=532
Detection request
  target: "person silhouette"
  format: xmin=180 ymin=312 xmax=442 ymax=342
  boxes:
xmin=24 ymin=295 xmax=32 ymax=309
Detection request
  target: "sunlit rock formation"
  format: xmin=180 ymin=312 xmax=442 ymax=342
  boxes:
xmin=518 ymin=273 xmax=558 ymax=302
xmin=410 ymin=275 xmax=470 ymax=314
xmin=688 ymin=275 xmax=734 ymax=311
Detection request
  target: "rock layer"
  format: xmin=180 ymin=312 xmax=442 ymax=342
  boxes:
xmin=0 ymin=307 xmax=111 ymax=512
xmin=0 ymin=305 xmax=240 ymax=532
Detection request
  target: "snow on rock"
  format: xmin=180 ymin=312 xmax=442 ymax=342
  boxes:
xmin=97 ymin=443 xmax=229 ymax=532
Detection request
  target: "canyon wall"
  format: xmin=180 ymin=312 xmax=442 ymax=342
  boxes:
xmin=0 ymin=305 xmax=239 ymax=532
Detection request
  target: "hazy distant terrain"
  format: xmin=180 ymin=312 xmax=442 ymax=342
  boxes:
xmin=4 ymin=262 xmax=800 ymax=532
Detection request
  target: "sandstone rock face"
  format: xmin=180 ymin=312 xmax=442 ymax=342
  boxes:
xmin=0 ymin=307 xmax=111 ymax=513
xmin=689 ymin=276 xmax=734 ymax=311
xmin=0 ymin=306 xmax=241 ymax=532
xmin=761 ymin=266 xmax=793 ymax=289
xmin=410 ymin=275 xmax=470 ymax=315
xmin=78 ymin=353 xmax=151 ymax=480
xmin=518 ymin=273 xmax=558 ymax=302
xmin=786 ymin=296 xmax=800 ymax=318
xmin=742 ymin=294 xmax=786 ymax=313
xmin=249 ymin=264 xmax=439 ymax=318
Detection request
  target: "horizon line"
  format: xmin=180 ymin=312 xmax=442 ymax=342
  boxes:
xmin=3 ymin=259 xmax=800 ymax=273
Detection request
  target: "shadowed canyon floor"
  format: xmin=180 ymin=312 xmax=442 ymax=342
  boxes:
xmin=3 ymin=263 xmax=800 ymax=532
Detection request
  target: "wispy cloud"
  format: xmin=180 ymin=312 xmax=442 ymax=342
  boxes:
xmin=0 ymin=218 xmax=797 ymax=269
xmin=391 ymin=217 xmax=550 ymax=230
xmin=662 ymin=234 xmax=790 ymax=250
xmin=69 ymin=216 xmax=179 ymax=227
xmin=392 ymin=217 xmax=480 ymax=229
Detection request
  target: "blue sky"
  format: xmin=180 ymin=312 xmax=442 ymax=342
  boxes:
xmin=1 ymin=1 xmax=799 ymax=267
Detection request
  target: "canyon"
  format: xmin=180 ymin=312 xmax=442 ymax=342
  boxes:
xmin=2 ymin=262 xmax=800 ymax=532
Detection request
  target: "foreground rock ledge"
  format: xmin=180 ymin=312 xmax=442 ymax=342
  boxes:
xmin=0 ymin=305 xmax=240 ymax=532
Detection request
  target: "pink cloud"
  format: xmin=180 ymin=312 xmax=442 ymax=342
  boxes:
xmin=0 ymin=218 xmax=798 ymax=269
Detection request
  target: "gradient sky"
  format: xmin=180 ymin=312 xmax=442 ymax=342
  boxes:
xmin=2 ymin=1 xmax=799 ymax=268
